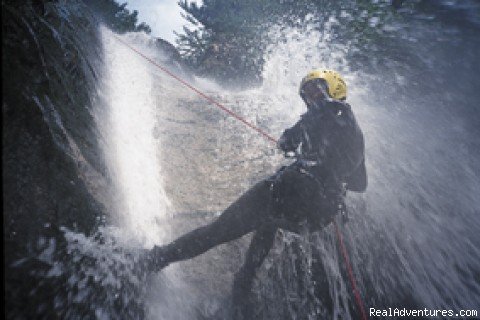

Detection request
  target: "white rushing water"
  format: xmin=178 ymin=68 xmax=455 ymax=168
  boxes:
xmin=100 ymin=28 xmax=171 ymax=247
xmin=99 ymin=27 xmax=198 ymax=320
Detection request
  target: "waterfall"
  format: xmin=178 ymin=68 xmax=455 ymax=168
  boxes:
xmin=54 ymin=20 xmax=480 ymax=319
xmin=97 ymin=19 xmax=480 ymax=317
xmin=5 ymin=1 xmax=480 ymax=319
xmin=99 ymin=27 xmax=198 ymax=320
xmin=100 ymin=27 xmax=171 ymax=247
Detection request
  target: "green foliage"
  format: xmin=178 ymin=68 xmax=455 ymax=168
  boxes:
xmin=84 ymin=0 xmax=151 ymax=34
xmin=176 ymin=0 xmax=479 ymax=85
xmin=175 ymin=0 xmax=402 ymax=85
xmin=176 ymin=0 xmax=322 ymax=85
xmin=175 ymin=0 xmax=271 ymax=85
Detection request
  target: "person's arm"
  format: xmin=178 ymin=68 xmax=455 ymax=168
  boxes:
xmin=346 ymin=158 xmax=367 ymax=192
xmin=277 ymin=117 xmax=306 ymax=153
xmin=334 ymin=102 xmax=367 ymax=192
xmin=324 ymin=100 xmax=368 ymax=192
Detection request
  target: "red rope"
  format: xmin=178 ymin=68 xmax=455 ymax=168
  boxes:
xmin=112 ymin=33 xmax=367 ymax=319
xmin=112 ymin=35 xmax=277 ymax=144
xmin=334 ymin=222 xmax=369 ymax=320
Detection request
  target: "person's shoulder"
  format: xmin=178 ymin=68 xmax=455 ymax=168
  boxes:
xmin=326 ymin=99 xmax=352 ymax=112
xmin=300 ymin=108 xmax=315 ymax=120
xmin=327 ymin=100 xmax=358 ymax=128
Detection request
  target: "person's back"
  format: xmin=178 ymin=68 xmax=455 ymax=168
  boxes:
xmin=279 ymin=99 xmax=366 ymax=191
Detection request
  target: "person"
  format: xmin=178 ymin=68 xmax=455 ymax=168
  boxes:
xmin=143 ymin=69 xmax=367 ymax=317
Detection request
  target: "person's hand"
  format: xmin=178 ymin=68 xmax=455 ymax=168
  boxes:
xmin=278 ymin=135 xmax=298 ymax=156
xmin=277 ymin=135 xmax=288 ymax=151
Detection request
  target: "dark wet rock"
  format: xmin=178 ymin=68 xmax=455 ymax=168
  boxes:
xmin=155 ymin=37 xmax=194 ymax=80
xmin=155 ymin=38 xmax=182 ymax=63
xmin=2 ymin=1 xmax=110 ymax=317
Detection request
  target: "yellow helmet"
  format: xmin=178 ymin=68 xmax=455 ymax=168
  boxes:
xmin=299 ymin=69 xmax=347 ymax=101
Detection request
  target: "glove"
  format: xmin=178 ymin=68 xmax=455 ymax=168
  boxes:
xmin=277 ymin=134 xmax=296 ymax=153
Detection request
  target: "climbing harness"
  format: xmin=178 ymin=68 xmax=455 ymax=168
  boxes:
xmin=107 ymin=29 xmax=368 ymax=320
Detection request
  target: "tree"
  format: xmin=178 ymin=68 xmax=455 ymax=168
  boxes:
xmin=175 ymin=0 xmax=475 ymax=85
xmin=84 ymin=0 xmax=151 ymax=34
xmin=176 ymin=0 xmax=286 ymax=86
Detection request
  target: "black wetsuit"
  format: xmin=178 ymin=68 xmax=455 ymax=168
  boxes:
xmin=148 ymin=99 xmax=366 ymax=315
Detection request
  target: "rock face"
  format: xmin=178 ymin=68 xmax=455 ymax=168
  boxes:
xmin=155 ymin=38 xmax=182 ymax=62
xmin=3 ymin=1 xmax=190 ymax=317
xmin=3 ymin=1 xmax=109 ymax=317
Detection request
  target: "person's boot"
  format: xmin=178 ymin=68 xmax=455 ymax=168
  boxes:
xmin=140 ymin=245 xmax=170 ymax=273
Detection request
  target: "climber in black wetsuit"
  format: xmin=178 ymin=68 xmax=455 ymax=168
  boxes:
xmin=143 ymin=69 xmax=367 ymax=314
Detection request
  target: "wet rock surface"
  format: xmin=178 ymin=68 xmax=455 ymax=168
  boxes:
xmin=152 ymin=90 xmax=282 ymax=317
xmin=3 ymin=1 xmax=112 ymax=317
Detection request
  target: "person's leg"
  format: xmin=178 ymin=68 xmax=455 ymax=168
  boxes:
xmin=232 ymin=225 xmax=277 ymax=319
xmin=147 ymin=179 xmax=274 ymax=270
